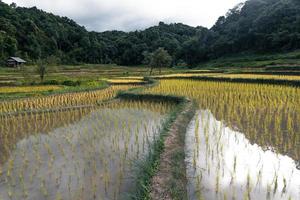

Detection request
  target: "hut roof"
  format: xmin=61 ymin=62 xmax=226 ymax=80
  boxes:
xmin=8 ymin=57 xmax=26 ymax=63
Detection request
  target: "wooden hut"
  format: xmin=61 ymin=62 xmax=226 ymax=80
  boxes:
xmin=7 ymin=57 xmax=26 ymax=68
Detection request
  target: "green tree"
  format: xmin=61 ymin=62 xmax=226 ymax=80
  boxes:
xmin=148 ymin=47 xmax=172 ymax=75
xmin=3 ymin=35 xmax=17 ymax=55
xmin=36 ymin=61 xmax=47 ymax=82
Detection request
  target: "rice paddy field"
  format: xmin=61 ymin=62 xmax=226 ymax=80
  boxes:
xmin=143 ymin=79 xmax=300 ymax=199
xmin=0 ymin=66 xmax=299 ymax=200
xmin=0 ymin=98 xmax=176 ymax=199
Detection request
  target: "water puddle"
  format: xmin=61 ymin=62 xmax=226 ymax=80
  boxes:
xmin=186 ymin=110 xmax=300 ymax=200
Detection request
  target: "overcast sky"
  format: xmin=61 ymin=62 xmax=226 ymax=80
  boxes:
xmin=3 ymin=0 xmax=246 ymax=32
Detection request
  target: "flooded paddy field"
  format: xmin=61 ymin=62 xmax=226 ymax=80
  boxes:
xmin=0 ymin=107 xmax=95 ymax=165
xmin=0 ymin=99 xmax=175 ymax=200
xmin=186 ymin=110 xmax=300 ymax=200
xmin=144 ymin=79 xmax=300 ymax=199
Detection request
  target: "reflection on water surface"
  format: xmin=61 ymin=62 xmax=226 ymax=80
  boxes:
xmin=186 ymin=110 xmax=300 ymax=200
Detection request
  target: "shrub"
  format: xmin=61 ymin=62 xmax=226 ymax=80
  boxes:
xmin=43 ymin=80 xmax=60 ymax=85
xmin=62 ymin=80 xmax=81 ymax=86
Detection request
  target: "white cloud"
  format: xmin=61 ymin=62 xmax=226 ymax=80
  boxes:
xmin=2 ymin=0 xmax=246 ymax=31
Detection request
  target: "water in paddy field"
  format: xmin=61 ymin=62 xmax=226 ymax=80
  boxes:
xmin=186 ymin=110 xmax=300 ymax=200
xmin=0 ymin=108 xmax=166 ymax=200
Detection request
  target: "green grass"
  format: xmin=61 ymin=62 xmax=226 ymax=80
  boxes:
xmin=196 ymin=50 xmax=300 ymax=71
xmin=130 ymin=104 xmax=183 ymax=200
xmin=169 ymin=149 xmax=187 ymax=199
xmin=168 ymin=102 xmax=195 ymax=200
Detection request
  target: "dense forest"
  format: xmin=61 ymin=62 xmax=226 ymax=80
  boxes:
xmin=0 ymin=0 xmax=300 ymax=66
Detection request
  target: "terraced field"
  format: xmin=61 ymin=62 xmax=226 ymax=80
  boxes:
xmin=0 ymin=70 xmax=299 ymax=200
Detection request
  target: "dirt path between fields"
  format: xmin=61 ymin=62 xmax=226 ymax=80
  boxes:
xmin=150 ymin=99 xmax=195 ymax=200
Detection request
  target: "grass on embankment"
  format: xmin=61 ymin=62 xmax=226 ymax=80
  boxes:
xmin=117 ymin=92 xmax=196 ymax=200
xmin=166 ymin=101 xmax=196 ymax=199
xmin=149 ymin=98 xmax=195 ymax=200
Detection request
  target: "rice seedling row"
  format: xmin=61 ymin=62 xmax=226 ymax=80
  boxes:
xmin=144 ymin=79 xmax=300 ymax=161
xmin=0 ymin=85 xmax=137 ymax=114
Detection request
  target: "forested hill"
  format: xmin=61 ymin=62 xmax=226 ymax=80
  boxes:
xmin=0 ymin=1 xmax=205 ymax=65
xmin=186 ymin=0 xmax=300 ymax=64
xmin=0 ymin=0 xmax=300 ymax=66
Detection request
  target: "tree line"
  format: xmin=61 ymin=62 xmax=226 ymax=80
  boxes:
xmin=0 ymin=0 xmax=300 ymax=67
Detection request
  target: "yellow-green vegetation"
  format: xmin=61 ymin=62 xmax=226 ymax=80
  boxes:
xmin=0 ymin=85 xmax=137 ymax=113
xmin=0 ymin=79 xmax=109 ymax=101
xmin=143 ymin=79 xmax=300 ymax=161
xmin=152 ymin=73 xmax=221 ymax=78
xmin=154 ymin=73 xmax=300 ymax=81
xmin=106 ymin=79 xmax=146 ymax=84
xmin=115 ymin=76 xmax=144 ymax=79
xmin=215 ymin=74 xmax=300 ymax=81
xmin=0 ymin=85 xmax=62 ymax=94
